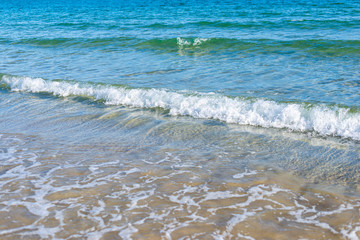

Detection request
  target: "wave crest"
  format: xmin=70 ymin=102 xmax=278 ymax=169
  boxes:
xmin=2 ymin=75 xmax=359 ymax=140
xmin=176 ymin=37 xmax=209 ymax=46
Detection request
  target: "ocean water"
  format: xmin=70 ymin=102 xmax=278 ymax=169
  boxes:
xmin=0 ymin=0 xmax=360 ymax=239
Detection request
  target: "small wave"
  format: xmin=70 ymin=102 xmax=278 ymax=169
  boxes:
xmin=1 ymin=75 xmax=359 ymax=140
xmin=3 ymin=37 xmax=360 ymax=56
xmin=134 ymin=38 xmax=360 ymax=56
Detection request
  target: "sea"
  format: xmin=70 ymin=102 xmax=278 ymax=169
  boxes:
xmin=0 ymin=0 xmax=360 ymax=239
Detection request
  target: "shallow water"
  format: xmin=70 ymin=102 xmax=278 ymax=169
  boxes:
xmin=0 ymin=92 xmax=359 ymax=239
xmin=1 ymin=0 xmax=360 ymax=239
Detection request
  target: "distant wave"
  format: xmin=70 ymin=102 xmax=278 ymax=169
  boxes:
xmin=1 ymin=74 xmax=359 ymax=140
xmin=9 ymin=19 xmax=358 ymax=31
xmin=1 ymin=37 xmax=136 ymax=48
xmin=3 ymin=37 xmax=360 ymax=56
xmin=142 ymin=19 xmax=360 ymax=30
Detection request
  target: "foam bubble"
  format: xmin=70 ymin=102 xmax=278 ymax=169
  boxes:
xmin=2 ymin=75 xmax=360 ymax=140
xmin=233 ymin=169 xmax=258 ymax=179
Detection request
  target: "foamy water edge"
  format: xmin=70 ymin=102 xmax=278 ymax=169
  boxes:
xmin=2 ymin=75 xmax=359 ymax=140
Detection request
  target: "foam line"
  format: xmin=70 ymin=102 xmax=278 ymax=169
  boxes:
xmin=2 ymin=75 xmax=359 ymax=140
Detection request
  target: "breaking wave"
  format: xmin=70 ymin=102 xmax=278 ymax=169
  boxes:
xmin=1 ymin=74 xmax=359 ymax=140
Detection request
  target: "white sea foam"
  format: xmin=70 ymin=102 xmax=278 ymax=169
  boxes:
xmin=233 ymin=169 xmax=258 ymax=179
xmin=2 ymin=75 xmax=360 ymax=140
xmin=177 ymin=37 xmax=209 ymax=46
xmin=0 ymin=133 xmax=359 ymax=239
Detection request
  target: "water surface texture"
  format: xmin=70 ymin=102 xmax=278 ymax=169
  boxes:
xmin=0 ymin=0 xmax=360 ymax=239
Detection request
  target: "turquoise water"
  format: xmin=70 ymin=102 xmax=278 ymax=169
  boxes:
xmin=1 ymin=0 xmax=360 ymax=107
xmin=1 ymin=1 xmax=360 ymax=239
xmin=1 ymin=0 xmax=360 ymax=138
